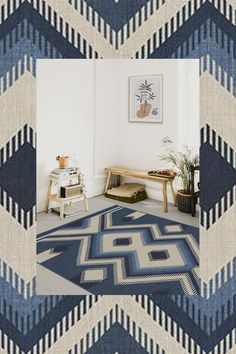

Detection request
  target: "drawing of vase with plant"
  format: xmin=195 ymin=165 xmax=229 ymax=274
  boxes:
xmin=136 ymin=79 xmax=157 ymax=118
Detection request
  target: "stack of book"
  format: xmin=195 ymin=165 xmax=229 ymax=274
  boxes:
xmin=51 ymin=167 xmax=78 ymax=177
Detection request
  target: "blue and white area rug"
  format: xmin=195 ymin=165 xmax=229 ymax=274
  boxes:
xmin=37 ymin=205 xmax=199 ymax=295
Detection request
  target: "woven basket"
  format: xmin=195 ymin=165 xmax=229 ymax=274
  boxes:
xmin=177 ymin=190 xmax=197 ymax=213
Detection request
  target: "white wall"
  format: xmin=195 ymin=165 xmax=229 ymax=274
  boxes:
xmin=37 ymin=60 xmax=95 ymax=211
xmin=37 ymin=59 xmax=199 ymax=212
xmin=177 ymin=60 xmax=199 ymax=153
xmin=94 ymin=59 xmax=199 ymax=201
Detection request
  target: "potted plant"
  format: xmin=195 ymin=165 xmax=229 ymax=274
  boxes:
xmin=159 ymin=137 xmax=199 ymax=213
xmin=56 ymin=155 xmax=70 ymax=169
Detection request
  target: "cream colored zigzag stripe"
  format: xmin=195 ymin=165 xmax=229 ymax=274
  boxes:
xmin=0 ymin=296 xmax=202 ymax=353
xmin=0 ymin=124 xmax=36 ymax=167
xmin=200 ymin=72 xmax=236 ymax=150
xmin=210 ymin=329 xmax=236 ymax=354
xmin=203 ymin=55 xmax=235 ymax=101
xmin=30 ymin=0 xmax=202 ymax=58
xmin=225 ymin=330 xmax=236 ymax=354
xmin=0 ymin=63 xmax=36 ymax=148
xmin=40 ymin=297 xmax=115 ymax=354
xmin=228 ymin=0 xmax=236 ymax=7
xmin=0 ymin=70 xmax=36 ymax=283
xmin=120 ymin=0 xmax=205 ymax=58
xmin=0 ymin=257 xmax=36 ymax=299
xmin=51 ymin=0 xmax=236 ymax=44
xmin=28 ymin=0 xmax=115 ymax=58
xmin=67 ymin=0 xmax=168 ymax=48
xmin=209 ymin=0 xmax=236 ymax=25
xmin=201 ymin=187 xmax=236 ymax=234
xmin=0 ymin=0 xmax=25 ymax=25
xmin=36 ymin=296 xmax=199 ymax=354
xmin=0 ymin=332 xmax=22 ymax=354
xmin=200 ymin=73 xmax=236 ymax=285
xmin=121 ymin=296 xmax=202 ymax=354
xmin=0 ymin=205 xmax=36 ymax=284
xmin=0 ymin=0 xmax=234 ymax=60
xmin=200 ymin=243 xmax=236 ymax=298
xmin=200 ymin=203 xmax=236 ymax=285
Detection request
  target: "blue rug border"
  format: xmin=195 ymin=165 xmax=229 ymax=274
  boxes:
xmin=37 ymin=203 xmax=199 ymax=238
xmin=37 ymin=205 xmax=118 ymax=238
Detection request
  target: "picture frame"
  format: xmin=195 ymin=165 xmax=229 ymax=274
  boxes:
xmin=129 ymin=74 xmax=163 ymax=123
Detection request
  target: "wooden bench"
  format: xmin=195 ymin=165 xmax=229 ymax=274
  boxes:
xmin=104 ymin=166 xmax=176 ymax=212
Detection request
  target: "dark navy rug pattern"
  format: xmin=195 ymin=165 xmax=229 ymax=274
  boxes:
xmin=37 ymin=206 xmax=199 ymax=295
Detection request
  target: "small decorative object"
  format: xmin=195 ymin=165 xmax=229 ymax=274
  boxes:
xmin=45 ymin=154 xmax=89 ymax=219
xmin=159 ymin=137 xmax=199 ymax=213
xmin=56 ymin=155 xmax=69 ymax=169
xmin=129 ymin=75 xmax=163 ymax=123
xmin=148 ymin=169 xmax=176 ymax=178
xmin=60 ymin=184 xmax=82 ymax=198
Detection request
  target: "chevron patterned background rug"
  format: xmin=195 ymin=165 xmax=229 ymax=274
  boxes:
xmin=1 ymin=0 xmax=236 ymax=353
xmin=37 ymin=205 xmax=199 ymax=295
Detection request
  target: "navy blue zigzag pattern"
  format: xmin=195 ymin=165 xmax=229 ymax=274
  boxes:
xmin=200 ymin=123 xmax=236 ymax=229
xmin=0 ymin=1 xmax=236 ymax=354
xmin=0 ymin=124 xmax=36 ymax=229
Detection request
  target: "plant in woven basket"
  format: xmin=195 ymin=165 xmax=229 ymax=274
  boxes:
xmin=159 ymin=137 xmax=199 ymax=213
xmin=159 ymin=137 xmax=199 ymax=195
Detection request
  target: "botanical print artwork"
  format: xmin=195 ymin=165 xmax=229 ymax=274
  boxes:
xmin=129 ymin=75 xmax=162 ymax=122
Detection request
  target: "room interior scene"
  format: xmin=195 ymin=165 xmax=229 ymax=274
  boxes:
xmin=36 ymin=59 xmax=200 ymax=295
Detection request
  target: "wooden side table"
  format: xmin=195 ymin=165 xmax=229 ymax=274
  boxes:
xmin=44 ymin=172 xmax=88 ymax=219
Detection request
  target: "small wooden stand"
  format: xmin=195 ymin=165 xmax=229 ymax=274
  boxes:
xmin=104 ymin=166 xmax=176 ymax=212
xmin=44 ymin=172 xmax=88 ymax=219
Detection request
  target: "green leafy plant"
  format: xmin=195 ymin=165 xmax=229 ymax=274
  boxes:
xmin=136 ymin=80 xmax=156 ymax=103
xmin=159 ymin=137 xmax=199 ymax=194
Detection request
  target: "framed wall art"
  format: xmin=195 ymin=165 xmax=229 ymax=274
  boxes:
xmin=129 ymin=74 xmax=163 ymax=123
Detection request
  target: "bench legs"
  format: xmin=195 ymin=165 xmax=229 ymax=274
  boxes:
xmin=104 ymin=171 xmax=112 ymax=193
xmin=162 ymin=181 xmax=168 ymax=212
xmin=60 ymin=202 xmax=64 ymax=220
xmin=44 ymin=179 xmax=53 ymax=213
xmin=162 ymin=180 xmax=177 ymax=212
xmin=170 ymin=179 xmax=177 ymax=206
xmin=84 ymin=197 xmax=89 ymax=211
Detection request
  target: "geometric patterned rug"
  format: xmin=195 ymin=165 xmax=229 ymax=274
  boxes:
xmin=37 ymin=205 xmax=199 ymax=295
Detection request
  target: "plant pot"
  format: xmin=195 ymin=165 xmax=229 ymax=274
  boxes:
xmin=177 ymin=190 xmax=197 ymax=214
xmin=57 ymin=156 xmax=69 ymax=169
xmin=137 ymin=102 xmax=152 ymax=118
